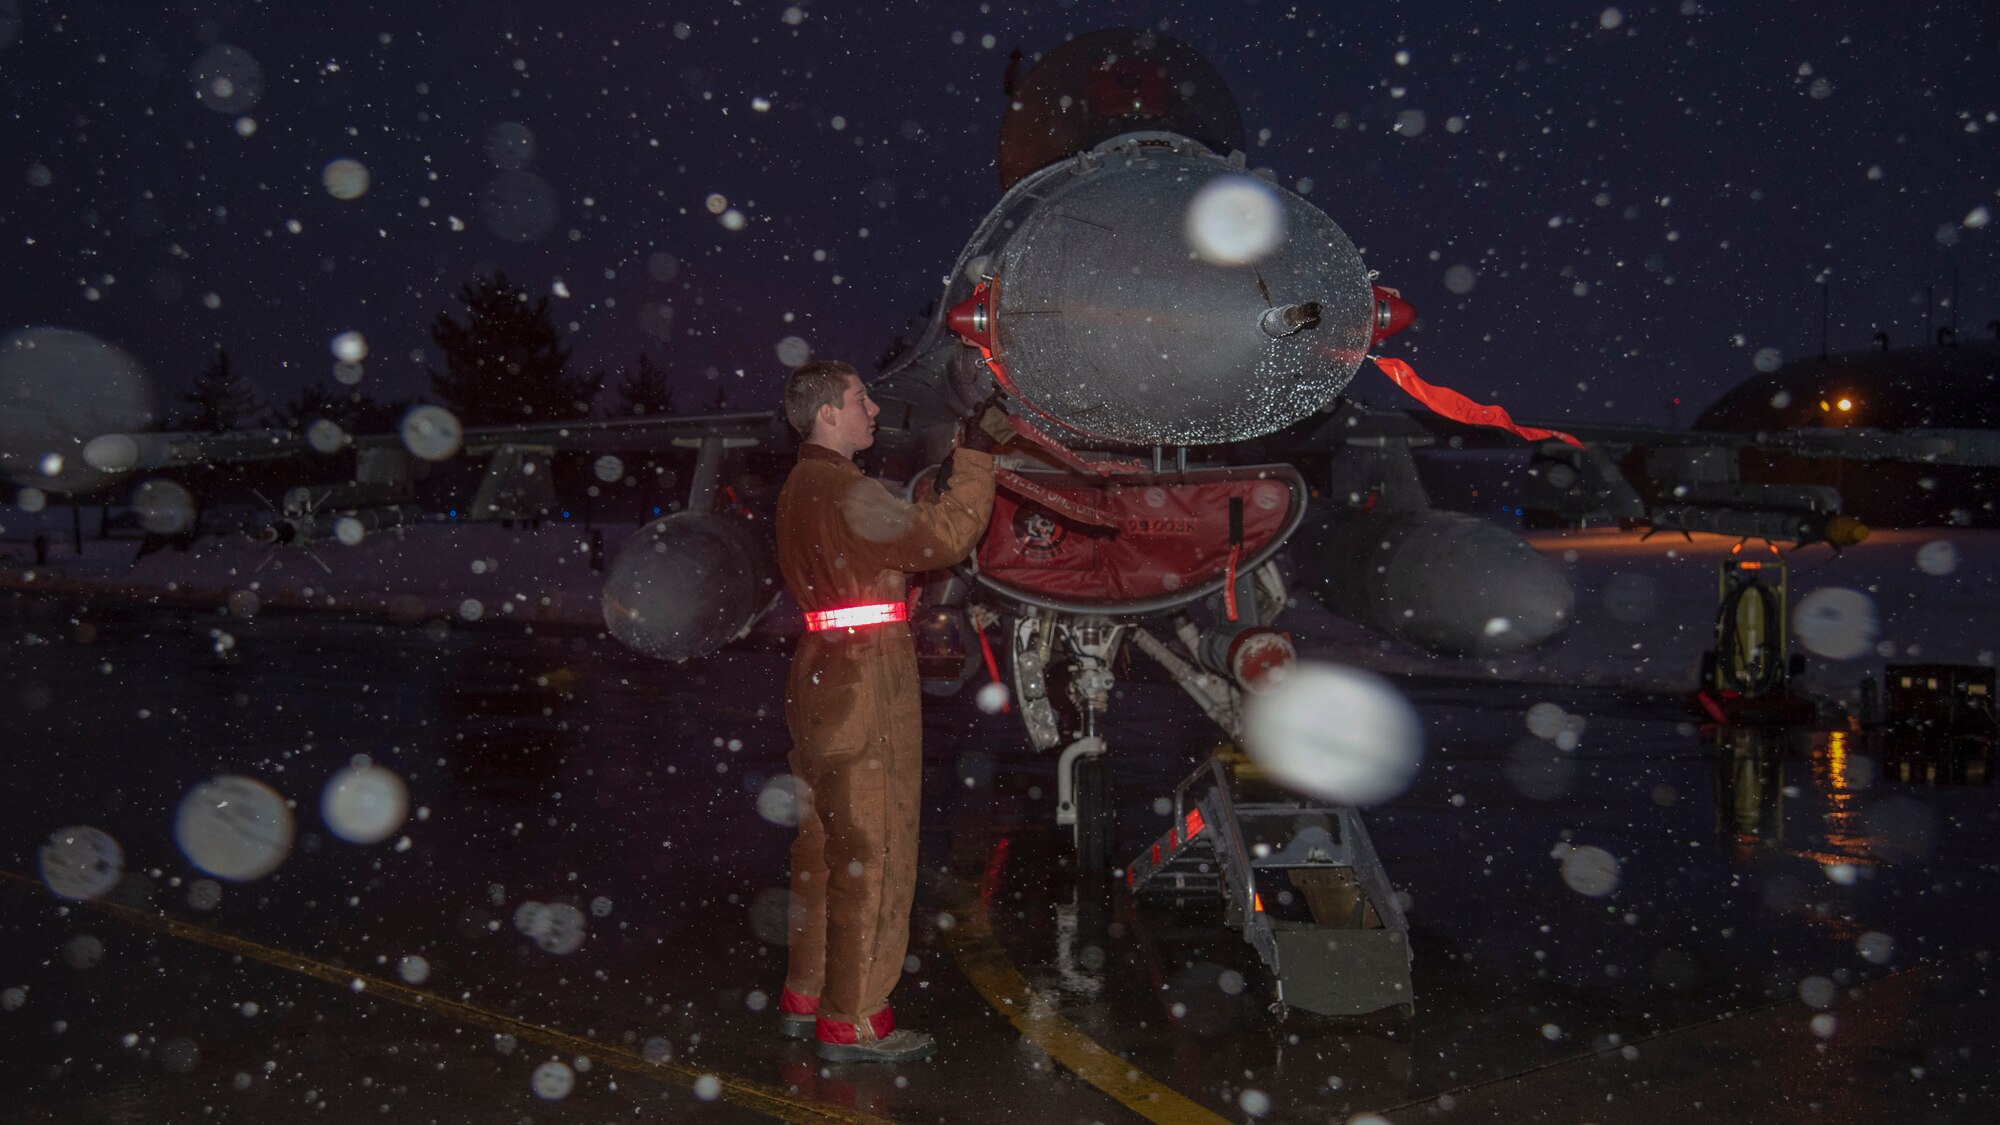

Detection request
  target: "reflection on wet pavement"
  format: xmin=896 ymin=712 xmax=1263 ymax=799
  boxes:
xmin=3 ymin=599 xmax=1996 ymax=1121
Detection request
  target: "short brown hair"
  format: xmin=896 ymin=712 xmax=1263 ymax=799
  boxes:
xmin=784 ymin=359 xmax=858 ymax=438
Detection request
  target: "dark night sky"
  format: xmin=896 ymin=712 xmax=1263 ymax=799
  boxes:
xmin=2 ymin=0 xmax=1994 ymax=430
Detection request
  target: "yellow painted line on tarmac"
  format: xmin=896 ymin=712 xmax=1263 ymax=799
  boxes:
xmin=2 ymin=870 xmax=894 ymax=1125
xmin=941 ymin=851 xmax=1231 ymax=1125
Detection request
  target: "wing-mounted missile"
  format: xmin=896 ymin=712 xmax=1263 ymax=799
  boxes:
xmin=600 ymin=509 xmax=780 ymax=663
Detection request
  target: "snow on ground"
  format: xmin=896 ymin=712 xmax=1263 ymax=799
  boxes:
xmin=4 ymin=510 xmax=1994 ymax=706
xmin=1290 ymin=526 xmax=2000 ymax=705
xmin=0 ymin=516 xmax=618 ymax=627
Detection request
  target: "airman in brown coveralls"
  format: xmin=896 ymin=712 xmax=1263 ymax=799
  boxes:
xmin=772 ymin=360 xmax=1001 ymax=1063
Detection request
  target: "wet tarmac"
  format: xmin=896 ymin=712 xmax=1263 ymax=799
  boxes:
xmin=3 ymin=593 xmax=1998 ymax=1124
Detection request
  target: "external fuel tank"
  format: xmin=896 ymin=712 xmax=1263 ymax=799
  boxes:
xmin=600 ymin=512 xmax=779 ymax=663
xmin=1300 ymin=509 xmax=1575 ymax=658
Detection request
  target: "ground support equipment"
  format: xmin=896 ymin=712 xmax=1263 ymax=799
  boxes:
xmin=1125 ymin=754 xmax=1413 ymax=1018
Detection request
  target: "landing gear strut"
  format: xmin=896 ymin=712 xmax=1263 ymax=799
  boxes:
xmin=1067 ymin=744 xmax=1113 ymax=870
xmin=1015 ymin=615 xmax=1128 ymax=867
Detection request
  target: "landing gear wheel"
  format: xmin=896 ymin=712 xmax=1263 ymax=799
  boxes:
xmin=1073 ymin=754 xmax=1114 ymax=870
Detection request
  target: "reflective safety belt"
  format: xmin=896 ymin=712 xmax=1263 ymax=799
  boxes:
xmin=804 ymin=602 xmax=909 ymax=631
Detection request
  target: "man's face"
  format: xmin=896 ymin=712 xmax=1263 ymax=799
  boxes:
xmin=818 ymin=374 xmax=880 ymax=454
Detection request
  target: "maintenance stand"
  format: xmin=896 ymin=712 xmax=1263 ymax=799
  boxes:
xmin=1124 ymin=752 xmax=1414 ymax=1018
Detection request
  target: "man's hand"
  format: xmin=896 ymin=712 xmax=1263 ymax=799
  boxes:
xmin=957 ymin=395 xmax=1012 ymax=454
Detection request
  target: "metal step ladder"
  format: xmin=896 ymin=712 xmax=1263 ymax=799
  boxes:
xmin=1126 ymin=753 xmax=1414 ymax=1017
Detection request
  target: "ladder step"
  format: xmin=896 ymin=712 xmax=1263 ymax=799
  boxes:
xmin=1124 ymin=815 xmax=1219 ymax=893
xmin=1123 ymin=753 xmax=1417 ymax=1017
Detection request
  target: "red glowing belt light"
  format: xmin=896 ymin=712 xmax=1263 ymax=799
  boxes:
xmin=804 ymin=602 xmax=909 ymax=632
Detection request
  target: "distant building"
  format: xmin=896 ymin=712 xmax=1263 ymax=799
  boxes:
xmin=1696 ymin=341 xmax=2000 ymax=527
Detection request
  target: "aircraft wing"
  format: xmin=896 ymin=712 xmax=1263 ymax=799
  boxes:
xmin=83 ymin=411 xmax=786 ymax=474
xmin=1289 ymin=397 xmax=2000 ymax=544
xmin=1299 ymin=400 xmax=2000 ymax=467
xmin=1506 ymin=418 xmax=2000 ymax=467
xmin=447 ymin=411 xmax=786 ymax=455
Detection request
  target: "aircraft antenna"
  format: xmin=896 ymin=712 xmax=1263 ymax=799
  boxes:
xmin=1820 ymin=280 xmax=1830 ymax=359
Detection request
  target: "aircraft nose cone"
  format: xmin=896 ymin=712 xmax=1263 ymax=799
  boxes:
xmin=973 ymin=140 xmax=1376 ymax=446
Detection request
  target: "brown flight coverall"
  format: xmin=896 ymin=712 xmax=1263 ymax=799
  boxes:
xmin=775 ymin=443 xmax=997 ymax=1040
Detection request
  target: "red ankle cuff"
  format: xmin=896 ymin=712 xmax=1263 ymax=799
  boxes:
xmin=780 ymin=988 xmax=820 ymax=1016
xmin=814 ymin=1005 xmax=894 ymax=1044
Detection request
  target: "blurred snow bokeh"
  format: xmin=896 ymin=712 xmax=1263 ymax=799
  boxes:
xmin=330 ymin=331 xmax=367 ymax=364
xmin=1793 ymin=587 xmax=1879 ymax=660
xmin=1184 ymin=175 xmax=1286 ymax=266
xmin=320 ymin=758 xmax=410 ymax=844
xmin=38 ymin=825 xmax=124 ymax=900
xmin=322 ymin=158 xmax=370 ymax=201
xmin=1552 ymin=841 xmax=1621 ymax=897
xmin=755 ymin=775 xmax=802 ymax=827
xmin=399 ymin=405 xmax=463 ymax=461
xmin=530 ymin=1060 xmax=574 ymax=1100
xmin=975 ymin=681 xmax=1011 ymax=714
xmin=485 ymin=121 xmax=536 ymax=170
xmin=1241 ymin=661 xmax=1422 ymax=805
xmin=512 ymin=900 xmax=587 ymax=954
xmin=131 ymin=479 xmax=195 ymax=534
xmin=174 ymin=775 xmax=294 ymax=881
xmin=1916 ymin=540 xmax=1957 ymax=576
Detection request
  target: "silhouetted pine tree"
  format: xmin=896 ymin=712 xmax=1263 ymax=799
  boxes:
xmin=273 ymin=384 xmax=410 ymax=435
xmin=611 ymin=351 xmax=676 ymax=416
xmin=428 ymin=272 xmax=600 ymax=425
xmin=180 ymin=348 xmax=261 ymax=432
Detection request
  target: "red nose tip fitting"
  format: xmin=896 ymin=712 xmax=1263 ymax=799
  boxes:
xmin=1370 ymin=285 xmax=1416 ymax=344
xmin=946 ymin=280 xmax=996 ymax=352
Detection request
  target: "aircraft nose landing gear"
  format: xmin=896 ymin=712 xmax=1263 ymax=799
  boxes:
xmin=1056 ymin=736 xmax=1113 ymax=869
xmin=1032 ymin=620 xmax=1125 ymax=869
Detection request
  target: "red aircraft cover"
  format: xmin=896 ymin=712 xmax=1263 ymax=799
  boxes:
xmin=977 ymin=468 xmax=1301 ymax=607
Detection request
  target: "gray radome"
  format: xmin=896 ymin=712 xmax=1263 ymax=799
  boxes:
xmin=989 ymin=142 xmax=1373 ymax=445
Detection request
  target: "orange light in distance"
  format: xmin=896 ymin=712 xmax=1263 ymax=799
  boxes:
xmin=1837 ymin=398 xmax=1853 ymax=412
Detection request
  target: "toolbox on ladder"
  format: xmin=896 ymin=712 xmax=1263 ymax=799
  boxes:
xmin=1126 ymin=755 xmax=1414 ymax=1017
